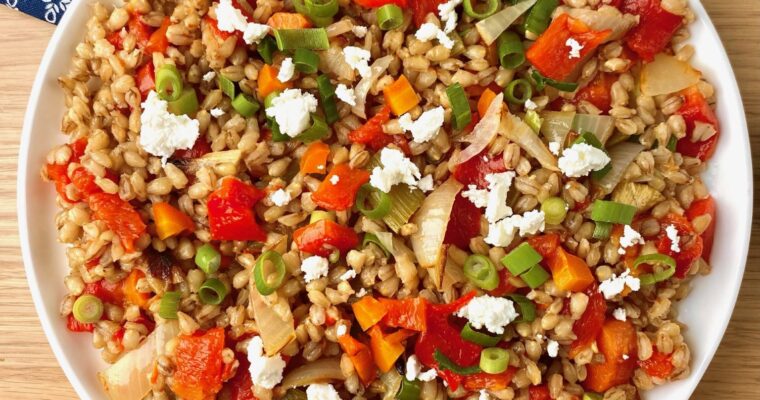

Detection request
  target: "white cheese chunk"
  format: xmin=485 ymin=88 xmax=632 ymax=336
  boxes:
xmin=336 ymin=323 xmax=348 ymax=337
xmin=565 ymin=38 xmax=584 ymax=59
xmin=270 ymin=189 xmax=291 ymax=207
xmin=613 ymin=307 xmax=627 ymax=321
xmin=301 ymin=256 xmax=329 ymax=283
xmin=247 ymin=336 xmax=286 ymax=389
xmin=335 ymin=84 xmax=357 ymax=106
xmin=414 ymin=23 xmax=454 ymax=49
xmin=416 ymin=175 xmax=435 ymax=192
xmin=549 ymin=141 xmax=561 ymax=156
xmin=484 ymin=172 xmax=516 ymax=223
xmin=330 ymin=175 xmax=340 ymax=185
xmin=398 ymin=107 xmax=445 ymax=143
xmin=485 ymin=215 xmax=521 ymax=247
xmin=665 ymin=224 xmax=681 ymax=253
xmin=547 ymin=339 xmax=559 ymax=358
xmin=369 ymin=148 xmax=421 ymax=193
xmin=352 ymin=25 xmax=368 ymax=38
xmin=356 ymin=288 xmax=368 ymax=297
xmin=277 ymin=57 xmax=295 ymax=83
xmin=202 ymin=70 xmax=216 ymax=82
xmin=210 ymin=108 xmax=225 ymax=118
xmin=524 ymin=99 xmax=538 ymax=110
xmin=479 ymin=390 xmax=490 ymax=400
xmin=306 ymin=383 xmax=341 ymax=400
xmin=438 ymin=0 xmax=463 ymax=33
xmin=339 ymin=269 xmax=357 ymax=280
xmin=405 ymin=355 xmax=438 ymax=381
xmin=243 ymin=23 xmax=270 ymax=45
xmin=599 ymin=269 xmax=641 ymax=299
xmin=344 ymin=46 xmax=372 ymax=78
xmin=519 ymin=210 xmax=546 ymax=236
xmin=215 ymin=0 xmax=248 ymax=32
xmin=558 ymin=143 xmax=611 ymax=178
xmin=618 ymin=225 xmax=644 ymax=255
xmin=455 ymin=295 xmax=518 ymax=335
xmin=139 ymin=91 xmax=200 ymax=164
xmin=462 ymin=185 xmax=489 ymax=208
xmin=265 ymin=89 xmax=319 ymax=138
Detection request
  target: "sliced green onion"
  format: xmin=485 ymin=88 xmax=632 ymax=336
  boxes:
xmin=434 ymin=349 xmax=481 ymax=375
xmin=195 ymin=243 xmax=221 ymax=274
xmin=525 ymin=110 xmax=542 ymax=133
xmin=633 ymin=253 xmax=677 ymax=285
xmin=446 ymin=83 xmax=472 ymax=130
xmin=521 ymin=264 xmax=550 ymax=289
xmin=666 ymin=135 xmax=678 ymax=151
xmin=274 ymin=28 xmax=330 ymax=51
xmin=541 ymin=196 xmax=568 ymax=225
xmin=523 ymin=0 xmax=559 ymax=37
xmin=72 ymin=294 xmax=103 ymax=324
xmin=296 ymin=113 xmax=329 ymax=142
xmin=496 ymin=31 xmax=525 ymax=69
xmin=464 ymin=0 xmax=500 ymax=19
xmin=310 ymin=210 xmax=335 ymax=224
xmin=504 ymin=79 xmax=533 ymax=104
xmin=590 ymin=200 xmax=637 ymax=225
xmin=316 ymin=75 xmax=339 ymax=124
xmin=508 ymin=294 xmax=536 ymax=322
xmin=155 ymin=64 xmax=183 ymax=102
xmin=502 ymin=243 xmax=542 ymax=276
xmin=158 ymin=291 xmax=181 ymax=319
xmin=257 ymin=36 xmax=277 ymax=65
xmin=573 ymin=131 xmax=605 ymax=149
xmin=463 ymin=254 xmax=499 ymax=290
xmin=270 ymin=119 xmax=289 ymax=142
xmin=592 ymin=221 xmax=613 ymax=240
xmin=396 ymin=377 xmax=421 ymax=400
xmin=167 ymin=87 xmax=199 ymax=116
xmin=294 ymin=0 xmax=333 ymax=26
xmin=362 ymin=232 xmax=391 ymax=257
xmin=377 ymin=4 xmax=404 ymax=30
xmin=199 ymin=278 xmax=229 ymax=305
xmin=479 ymin=348 xmax=509 ymax=374
xmin=305 ymin=0 xmax=338 ymax=18
xmin=582 ymin=393 xmax=603 ymax=400
xmin=356 ymin=184 xmax=392 ymax=219
xmin=294 ymin=48 xmax=320 ymax=74
xmin=461 ymin=323 xmax=502 ymax=347
xmin=254 ymin=250 xmax=287 ymax=295
xmin=532 ymin=70 xmax=578 ymax=92
xmin=264 ymin=90 xmax=281 ymax=108
xmin=232 ymin=93 xmax=260 ymax=118
xmin=218 ymin=74 xmax=235 ymax=99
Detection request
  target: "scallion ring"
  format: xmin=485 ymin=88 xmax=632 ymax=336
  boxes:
xmin=296 ymin=113 xmax=329 ymax=142
xmin=257 ymin=36 xmax=277 ymax=65
xmin=479 ymin=347 xmax=509 ymax=374
xmin=167 ymin=87 xmax=199 ymax=116
xmin=501 ymin=242 xmax=542 ymax=276
xmin=72 ymin=294 xmax=103 ymax=324
xmin=199 ymin=278 xmax=229 ymax=305
xmin=504 ymin=79 xmax=533 ymax=104
xmin=362 ymin=232 xmax=391 ymax=257
xmin=508 ymin=294 xmax=536 ymax=322
xmin=532 ymin=70 xmax=578 ymax=92
xmin=155 ymin=64 xmax=183 ymax=102
xmin=294 ymin=48 xmax=320 ymax=74
xmin=218 ymin=74 xmax=236 ymax=99
xmin=463 ymin=254 xmax=499 ymax=290
xmin=274 ymin=28 xmax=330 ymax=51
xmin=496 ymin=31 xmax=525 ymax=69
xmin=158 ymin=291 xmax=181 ymax=319
xmin=461 ymin=323 xmax=502 ymax=347
xmin=592 ymin=221 xmax=613 ymax=240
xmin=523 ymin=0 xmax=559 ymax=36
xmin=463 ymin=0 xmax=500 ymax=20
xmin=195 ymin=243 xmax=221 ymax=274
xmin=377 ymin=4 xmax=404 ymax=31
xmin=232 ymin=93 xmax=260 ymax=118
xmin=316 ymin=75 xmax=339 ymax=124
xmin=356 ymin=184 xmax=392 ymax=220
xmin=305 ymin=0 xmax=339 ymax=18
xmin=254 ymin=250 xmax=287 ymax=295
xmin=446 ymin=83 xmax=472 ymax=130
xmin=633 ymin=253 xmax=677 ymax=285
xmin=541 ymin=196 xmax=568 ymax=225
xmin=590 ymin=200 xmax=637 ymax=225
xmin=521 ymin=264 xmax=550 ymax=289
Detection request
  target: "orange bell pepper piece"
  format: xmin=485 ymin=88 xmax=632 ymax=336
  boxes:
xmin=300 ymin=141 xmax=330 ymax=175
xmin=378 ymin=297 xmax=428 ymax=331
xmin=338 ymin=334 xmax=378 ymax=386
xmin=383 ymin=75 xmax=420 ymax=116
xmin=258 ymin=64 xmax=292 ymax=99
xmin=547 ymin=246 xmax=594 ymax=292
xmin=477 ymin=88 xmax=497 ymax=118
xmin=123 ymin=269 xmax=151 ymax=308
xmin=267 ymin=12 xmax=312 ymax=29
xmin=463 ymin=368 xmax=517 ymax=391
xmin=152 ymin=202 xmax=195 ymax=240
xmin=352 ymin=296 xmax=388 ymax=331
xmin=368 ymin=325 xmax=409 ymax=372
xmin=144 ymin=17 xmax=170 ymax=55
xmin=584 ymin=320 xmax=638 ymax=393
xmin=311 ymin=164 xmax=370 ymax=211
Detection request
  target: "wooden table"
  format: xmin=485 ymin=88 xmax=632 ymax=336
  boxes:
xmin=0 ymin=2 xmax=757 ymax=398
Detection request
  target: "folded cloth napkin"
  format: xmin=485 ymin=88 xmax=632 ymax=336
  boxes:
xmin=4 ymin=0 xmax=71 ymax=24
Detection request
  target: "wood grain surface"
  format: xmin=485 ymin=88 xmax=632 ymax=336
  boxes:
xmin=0 ymin=1 xmax=758 ymax=398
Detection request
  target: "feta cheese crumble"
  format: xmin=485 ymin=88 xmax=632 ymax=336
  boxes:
xmin=139 ymin=91 xmax=200 ymax=164
xmin=306 ymin=383 xmax=341 ymax=400
xmin=599 ymin=269 xmax=641 ymax=299
xmin=455 ymin=295 xmax=518 ymax=335
xmin=202 ymin=70 xmax=216 ymax=82
xmin=352 ymin=25 xmax=368 ymax=38
xmin=524 ymin=99 xmax=538 ymax=110
xmin=623 ymin=354 xmax=630 ymax=360
xmin=558 ymin=143 xmax=611 ymax=178
xmin=369 ymin=148 xmax=422 ymax=193
xmin=417 ymin=175 xmax=435 ymax=192
xmin=330 ymin=175 xmax=340 ymax=185
xmin=462 ymin=172 xmax=516 ymax=223
xmin=414 ymin=23 xmax=455 ymax=49
xmin=398 ymin=107 xmax=445 ymax=143
xmin=484 ymin=209 xmax=545 ymax=247
xmin=549 ymin=141 xmax=561 ymax=156
xmin=665 ymin=224 xmax=681 ymax=252
xmin=613 ymin=307 xmax=627 ymax=321
xmin=301 ymin=256 xmax=329 ymax=283
xmin=565 ymin=38 xmax=584 ymax=59
xmin=270 ymin=189 xmax=291 ymax=207
xmin=265 ymin=89 xmax=319 ymax=138
xmin=277 ymin=57 xmax=295 ymax=82
xmin=210 ymin=108 xmax=225 ymax=118
xmin=215 ymin=0 xmax=248 ymax=33
xmin=356 ymin=288 xmax=368 ymax=297
xmin=438 ymin=0 xmax=463 ymax=33
xmin=405 ymin=355 xmax=438 ymax=382
xmin=242 ymin=23 xmax=270 ymax=45
xmin=547 ymin=340 xmax=559 ymax=358
xmin=344 ymin=46 xmax=372 ymax=78
xmin=336 ymin=323 xmax=348 ymax=337
xmin=519 ymin=210 xmax=546 ymax=236
xmin=479 ymin=390 xmax=491 ymax=400
xmin=462 ymin=185 xmax=489 ymax=208
xmin=339 ymin=269 xmax=357 ymax=280
xmin=247 ymin=336 xmax=286 ymax=389
xmin=335 ymin=84 xmax=357 ymax=106
xmin=618 ymin=225 xmax=644 ymax=255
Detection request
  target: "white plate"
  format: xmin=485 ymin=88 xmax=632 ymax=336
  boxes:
xmin=18 ymin=0 xmax=752 ymax=399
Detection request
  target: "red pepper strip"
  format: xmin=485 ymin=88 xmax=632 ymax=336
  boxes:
xmin=621 ymin=0 xmax=683 ymax=61
xmin=347 ymin=106 xmax=411 ymax=154
xmin=573 ymin=72 xmax=616 ymax=114
xmin=171 ymin=328 xmax=226 ymax=400
xmin=528 ymin=385 xmax=552 ymax=400
xmin=83 ymin=279 xmax=125 ymax=305
xmin=414 ymin=291 xmax=480 ymax=390
xmin=207 ymin=178 xmax=267 ymax=242
xmin=89 ymin=192 xmax=147 ymax=253
xmin=173 ymin=137 xmax=212 ymax=160
xmin=66 ymin=313 xmax=94 ymax=333
xmin=638 ymin=349 xmax=674 ymax=379
xmin=452 ymin=149 xmax=508 ymax=189
xmin=127 ymin=12 xmax=153 ymax=49
xmin=685 ymin=196 xmax=716 ymax=260
xmin=145 ymin=17 xmax=171 ymax=55
xmin=527 ymin=233 xmax=561 ymax=261
xmin=136 ymin=62 xmax=156 ymax=101
xmin=221 ymin=353 xmax=256 ymax=400
xmin=568 ymin=284 xmax=605 ymax=357
xmin=675 ymin=86 xmax=720 ymax=161
xmin=353 ymin=0 xmax=408 ymax=8
xmin=410 ymin=0 xmax=444 ymax=27
xmin=655 ymin=213 xmax=703 ymax=279
xmin=311 ymin=164 xmax=370 ymax=211
xmin=378 ymin=297 xmax=428 ymax=331
xmin=462 ymin=368 xmax=517 ymax=391
xmin=526 ymin=14 xmax=611 ymax=81
xmin=293 ymin=219 xmax=360 ymax=257
xmin=443 ymin=193 xmax=482 ymax=250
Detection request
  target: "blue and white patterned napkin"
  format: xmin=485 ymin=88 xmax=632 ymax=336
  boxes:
xmin=4 ymin=0 xmax=71 ymax=24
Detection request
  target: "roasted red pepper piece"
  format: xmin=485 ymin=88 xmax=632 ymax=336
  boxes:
xmin=89 ymin=193 xmax=147 ymax=253
xmin=47 ymin=163 xmax=73 ymax=202
xmin=353 ymin=0 xmax=408 ymax=8
xmin=173 ymin=137 xmax=212 ymax=160
xmin=293 ymin=219 xmax=360 ymax=257
xmin=528 ymin=385 xmax=552 ymax=400
xmin=136 ymin=62 xmax=156 ymax=101
xmin=145 ymin=17 xmax=171 ymax=55
xmin=172 ymin=328 xmax=226 ymax=400
xmin=347 ymin=106 xmax=410 ymax=154
xmin=311 ymin=164 xmax=370 ymax=211
xmin=207 ymin=178 xmax=267 ymax=242
xmin=527 ymin=233 xmax=561 ymax=261
xmin=569 ymin=284 xmax=606 ymax=357
xmin=621 ymin=0 xmax=682 ymax=61
xmin=443 ymin=193 xmax=482 ymax=250
xmin=410 ymin=0 xmax=444 ymax=27
xmin=452 ymin=149 xmax=508 ymax=189
xmin=488 ymin=269 xmax=519 ymax=297
xmin=463 ymin=368 xmax=517 ymax=391
xmin=70 ymin=167 xmax=102 ymax=198
xmin=83 ymin=279 xmax=125 ymax=305
xmin=675 ymin=86 xmax=720 ymax=161
xmin=573 ymin=72 xmax=616 ymax=113
xmin=221 ymin=353 xmax=256 ymax=400
xmin=526 ymin=14 xmax=611 ymax=81
xmin=379 ymin=297 xmax=428 ymax=331
xmin=66 ymin=314 xmax=94 ymax=333
xmin=638 ymin=349 xmax=674 ymax=379
xmin=107 ymin=30 xmax=124 ymax=51
xmin=584 ymin=320 xmax=638 ymax=392
xmin=656 ymin=213 xmax=703 ymax=278
xmin=685 ymin=196 xmax=716 ymax=260
xmin=204 ymin=15 xmax=243 ymax=42
xmin=127 ymin=12 xmax=153 ymax=49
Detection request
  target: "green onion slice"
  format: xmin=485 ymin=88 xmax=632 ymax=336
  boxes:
xmin=582 ymin=393 xmax=603 ymax=400
xmin=496 ymin=31 xmax=525 ymax=69
xmin=72 ymin=294 xmax=103 ymax=324
xmin=633 ymin=253 xmax=677 ymax=285
xmin=461 ymin=323 xmax=502 ymax=347
xmin=362 ymin=232 xmax=391 ymax=257
xmin=199 ymin=278 xmax=229 ymax=305
xmin=356 ymin=184 xmax=392 ymax=220
xmin=218 ymin=74 xmax=236 ymax=99
xmin=158 ymin=291 xmax=181 ymax=319
xmin=592 ymin=221 xmax=613 ymax=240
xmin=504 ymin=79 xmax=533 ymax=104
xmin=434 ymin=349 xmax=482 ymax=375
xmin=270 ymin=119 xmax=289 ymax=142
xmin=254 ymin=250 xmax=287 ymax=295
xmin=502 ymin=243 xmax=542 ymax=276
xmin=532 ymin=70 xmax=578 ymax=92
xmin=377 ymin=4 xmax=404 ymax=30
xmin=316 ymin=75 xmax=339 ymax=124
xmin=396 ymin=377 xmax=421 ymax=400
xmin=294 ymin=48 xmax=320 ymax=74
xmin=463 ymin=254 xmax=499 ymax=291
xmin=525 ymin=109 xmax=542 ymax=133
xmin=155 ymin=64 xmax=183 ymax=102
xmin=305 ymin=0 xmax=339 ymax=18
xmin=523 ymin=0 xmax=559 ymax=36
xmin=521 ymin=264 xmax=550 ymax=289
xmin=167 ymin=87 xmax=199 ymax=116
xmin=590 ymin=200 xmax=637 ymax=225
xmin=232 ymin=93 xmax=260 ymax=118
xmin=257 ymin=36 xmax=277 ymax=65
xmin=297 ymin=113 xmax=329 ymax=142
xmin=541 ymin=196 xmax=568 ymax=225
xmin=274 ymin=28 xmax=330 ymax=51
xmin=666 ymin=135 xmax=678 ymax=151
xmin=446 ymin=83 xmax=472 ymax=130
xmin=479 ymin=347 xmax=509 ymax=374
xmin=195 ymin=243 xmax=221 ymax=274
xmin=573 ymin=130 xmax=605 ymax=149
xmin=464 ymin=0 xmax=500 ymax=20
xmin=508 ymin=294 xmax=536 ymax=322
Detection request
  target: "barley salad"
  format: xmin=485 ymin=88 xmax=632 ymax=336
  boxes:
xmin=42 ymin=0 xmax=720 ymax=399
